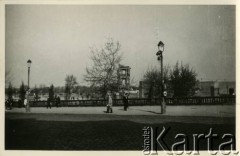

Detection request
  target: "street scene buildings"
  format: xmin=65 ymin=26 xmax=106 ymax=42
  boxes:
xmin=4 ymin=4 xmax=237 ymax=152
xmin=6 ymin=78 xmax=236 ymax=101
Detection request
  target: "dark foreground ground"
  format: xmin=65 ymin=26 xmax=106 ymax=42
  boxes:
xmin=5 ymin=113 xmax=235 ymax=151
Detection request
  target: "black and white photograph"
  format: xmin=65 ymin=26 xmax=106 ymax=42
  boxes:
xmin=2 ymin=1 xmax=239 ymax=155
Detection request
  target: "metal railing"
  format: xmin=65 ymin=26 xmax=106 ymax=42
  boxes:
xmin=11 ymin=96 xmax=235 ymax=107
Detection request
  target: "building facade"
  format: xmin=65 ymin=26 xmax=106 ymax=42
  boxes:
xmin=196 ymin=81 xmax=235 ymax=97
xmin=117 ymin=64 xmax=131 ymax=90
xmin=139 ymin=80 xmax=236 ymax=98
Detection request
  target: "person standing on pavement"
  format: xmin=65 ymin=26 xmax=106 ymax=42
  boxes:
xmin=24 ymin=97 xmax=28 ymax=112
xmin=56 ymin=95 xmax=60 ymax=108
xmin=25 ymin=90 xmax=31 ymax=112
xmin=5 ymin=97 xmax=13 ymax=110
xmin=18 ymin=99 xmax=22 ymax=108
xmin=123 ymin=93 xmax=129 ymax=111
xmin=47 ymin=97 xmax=51 ymax=109
xmin=106 ymin=91 xmax=113 ymax=113
xmin=9 ymin=97 xmax=13 ymax=110
xmin=5 ymin=99 xmax=10 ymax=110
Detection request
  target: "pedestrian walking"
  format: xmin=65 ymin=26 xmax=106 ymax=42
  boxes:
xmin=106 ymin=91 xmax=113 ymax=113
xmin=123 ymin=93 xmax=129 ymax=111
xmin=47 ymin=97 xmax=51 ymax=109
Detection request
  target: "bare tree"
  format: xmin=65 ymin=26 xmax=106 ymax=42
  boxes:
xmin=85 ymin=38 xmax=122 ymax=97
xmin=65 ymin=75 xmax=78 ymax=100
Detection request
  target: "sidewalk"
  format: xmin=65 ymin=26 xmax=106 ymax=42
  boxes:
xmin=5 ymin=105 xmax=235 ymax=117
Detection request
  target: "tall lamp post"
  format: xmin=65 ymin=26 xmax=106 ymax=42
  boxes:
xmin=156 ymin=41 xmax=166 ymax=114
xmin=27 ymin=59 xmax=32 ymax=89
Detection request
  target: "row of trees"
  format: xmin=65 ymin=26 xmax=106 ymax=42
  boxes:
xmin=5 ymin=82 xmax=28 ymax=104
xmin=6 ymin=38 xmax=198 ymax=100
xmin=84 ymin=38 xmax=198 ymax=98
xmin=143 ymin=62 xmax=198 ymax=98
xmin=5 ymin=76 xmax=90 ymax=101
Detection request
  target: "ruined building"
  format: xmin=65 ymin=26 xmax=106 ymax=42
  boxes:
xmin=117 ymin=64 xmax=131 ymax=90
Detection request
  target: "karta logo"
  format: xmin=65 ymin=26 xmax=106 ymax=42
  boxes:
xmin=142 ymin=126 xmax=239 ymax=155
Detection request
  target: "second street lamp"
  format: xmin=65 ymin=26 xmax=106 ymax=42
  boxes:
xmin=27 ymin=59 xmax=32 ymax=89
xmin=156 ymin=41 xmax=166 ymax=114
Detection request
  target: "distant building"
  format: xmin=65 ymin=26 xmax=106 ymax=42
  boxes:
xmin=196 ymin=81 xmax=235 ymax=97
xmin=117 ymin=64 xmax=131 ymax=90
xmin=139 ymin=80 xmax=236 ymax=98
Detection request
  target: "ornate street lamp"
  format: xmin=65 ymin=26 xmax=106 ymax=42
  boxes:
xmin=27 ymin=59 xmax=32 ymax=89
xmin=158 ymin=41 xmax=164 ymax=51
xmin=156 ymin=41 xmax=166 ymax=114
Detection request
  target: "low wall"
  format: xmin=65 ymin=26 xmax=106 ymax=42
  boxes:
xmin=11 ymin=96 xmax=235 ymax=107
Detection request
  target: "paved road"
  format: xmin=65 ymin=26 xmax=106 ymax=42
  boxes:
xmin=5 ymin=113 xmax=235 ymax=150
xmin=5 ymin=105 xmax=236 ymax=150
xmin=6 ymin=105 xmax=235 ymax=117
xmin=6 ymin=105 xmax=235 ymax=125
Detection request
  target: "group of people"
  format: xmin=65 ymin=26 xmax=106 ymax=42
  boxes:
xmin=24 ymin=90 xmax=61 ymax=112
xmin=5 ymin=97 xmax=13 ymax=110
xmin=106 ymin=91 xmax=129 ymax=113
xmin=6 ymin=89 xmax=62 ymax=112
xmin=6 ymin=89 xmax=129 ymax=113
xmin=46 ymin=95 xmax=61 ymax=109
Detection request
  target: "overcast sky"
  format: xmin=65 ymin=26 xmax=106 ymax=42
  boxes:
xmin=6 ymin=5 xmax=236 ymax=88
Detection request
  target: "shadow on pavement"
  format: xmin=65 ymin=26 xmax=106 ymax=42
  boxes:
xmin=130 ymin=108 xmax=162 ymax=115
